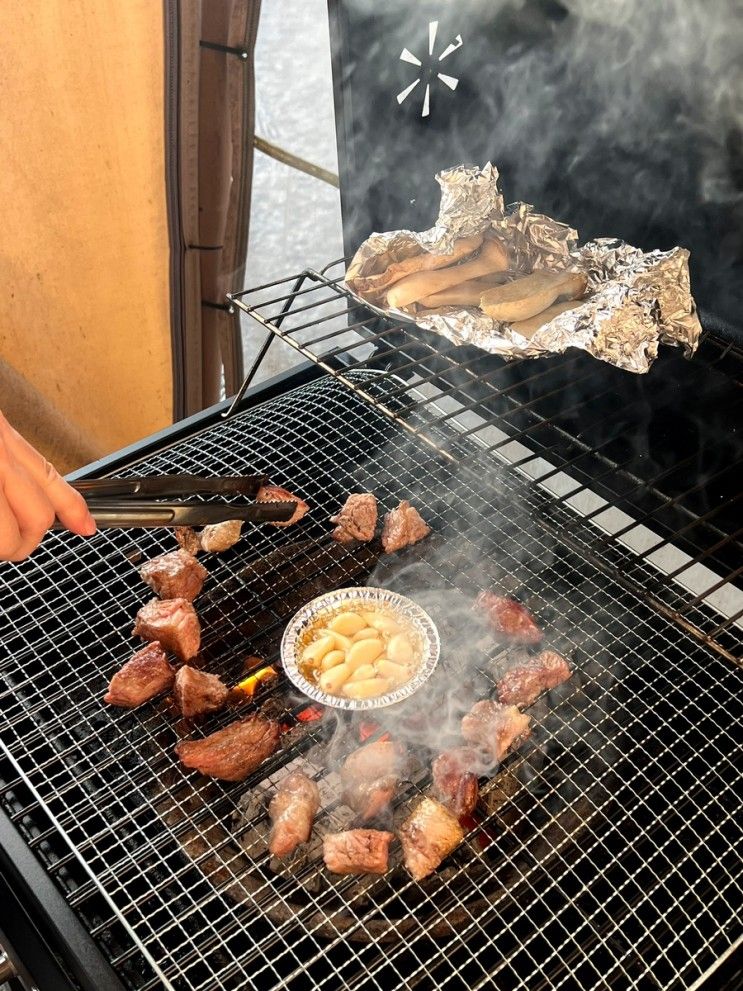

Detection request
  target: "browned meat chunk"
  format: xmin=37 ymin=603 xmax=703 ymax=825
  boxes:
xmin=175 ymin=716 xmax=280 ymax=781
xmin=104 ymin=642 xmax=175 ymax=707
xmin=268 ymin=771 xmax=321 ymax=857
xmin=381 ymin=500 xmax=430 ymax=553
xmin=174 ymin=665 xmax=229 ymax=719
xmin=175 ymin=526 xmax=203 ymax=555
xmin=330 ymin=493 xmax=378 ymax=544
xmin=461 ymin=700 xmax=531 ymax=764
xmin=200 ymin=519 xmax=243 ymax=553
xmin=431 ymin=747 xmax=480 ymax=819
xmin=340 ymin=740 xmax=402 ymax=820
xmin=474 ymin=591 xmax=542 ymax=645
xmin=497 ymin=649 xmax=572 ymax=708
xmin=256 ymin=484 xmax=309 ymax=527
xmin=323 ymin=829 xmax=394 ymax=875
xmin=139 ymin=549 xmax=207 ymax=602
xmin=399 ymin=797 xmax=464 ymax=881
xmin=133 ymin=598 xmax=201 ymax=662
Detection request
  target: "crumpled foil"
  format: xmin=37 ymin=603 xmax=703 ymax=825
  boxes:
xmin=344 ymin=163 xmax=702 ymax=374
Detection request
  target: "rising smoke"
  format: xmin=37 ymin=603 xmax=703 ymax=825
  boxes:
xmin=305 ymin=421 xmax=619 ymax=779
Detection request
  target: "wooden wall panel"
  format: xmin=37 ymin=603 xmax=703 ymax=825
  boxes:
xmin=0 ymin=0 xmax=172 ymax=466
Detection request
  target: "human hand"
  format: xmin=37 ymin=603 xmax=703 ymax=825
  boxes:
xmin=0 ymin=411 xmax=96 ymax=562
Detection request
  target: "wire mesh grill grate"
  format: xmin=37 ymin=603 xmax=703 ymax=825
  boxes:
xmin=0 ymin=370 xmax=740 ymax=991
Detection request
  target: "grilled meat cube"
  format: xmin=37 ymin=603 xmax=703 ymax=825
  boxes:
xmin=268 ymin=771 xmax=321 ymax=857
xmin=330 ymin=493 xmax=378 ymax=544
xmin=431 ymin=747 xmax=480 ymax=819
xmin=381 ymin=500 xmax=431 ymax=553
xmin=497 ymin=649 xmax=572 ymax=708
xmin=399 ymin=797 xmax=464 ymax=881
xmin=175 ymin=526 xmax=203 ymax=555
xmin=175 ymin=716 xmax=280 ymax=781
xmin=174 ymin=665 xmax=229 ymax=719
xmin=200 ymin=519 xmax=243 ymax=553
xmin=256 ymin=484 xmax=309 ymax=527
xmin=175 ymin=520 xmax=243 ymax=555
xmin=323 ymin=829 xmax=394 ymax=875
xmin=104 ymin=642 xmax=175 ymax=707
xmin=139 ymin=549 xmax=207 ymax=602
xmin=133 ymin=598 xmax=201 ymax=662
xmin=461 ymin=700 xmax=531 ymax=764
xmin=340 ymin=740 xmax=402 ymax=821
xmin=474 ymin=591 xmax=542 ymax=644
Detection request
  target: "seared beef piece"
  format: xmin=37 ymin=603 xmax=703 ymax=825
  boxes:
xmin=497 ymin=650 xmax=571 ymax=708
xmin=381 ymin=500 xmax=431 ymax=553
xmin=461 ymin=700 xmax=531 ymax=764
xmin=174 ymin=665 xmax=229 ymax=719
xmin=256 ymin=485 xmax=309 ymax=527
xmin=399 ymin=797 xmax=464 ymax=881
xmin=323 ymin=829 xmax=394 ymax=875
xmin=175 ymin=716 xmax=280 ymax=781
xmin=104 ymin=642 xmax=175 ymax=707
xmin=139 ymin=549 xmax=207 ymax=602
xmin=175 ymin=526 xmax=203 ymax=556
xmin=200 ymin=519 xmax=243 ymax=553
xmin=268 ymin=771 xmax=321 ymax=856
xmin=330 ymin=493 xmax=378 ymax=544
xmin=474 ymin=591 xmax=542 ymax=645
xmin=133 ymin=598 xmax=201 ymax=662
xmin=431 ymin=748 xmax=480 ymax=819
xmin=340 ymin=740 xmax=402 ymax=821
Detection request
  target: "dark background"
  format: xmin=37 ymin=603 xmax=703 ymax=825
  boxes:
xmin=330 ymin=0 xmax=743 ymax=338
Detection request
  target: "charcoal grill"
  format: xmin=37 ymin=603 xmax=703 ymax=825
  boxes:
xmin=2 ymin=0 xmax=743 ymax=985
xmin=0 ymin=261 xmax=741 ymax=990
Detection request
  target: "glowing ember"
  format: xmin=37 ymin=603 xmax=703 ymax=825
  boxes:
xmin=297 ymin=705 xmax=325 ymax=722
xmin=460 ymin=812 xmax=494 ymax=850
xmin=358 ymin=721 xmax=391 ymax=743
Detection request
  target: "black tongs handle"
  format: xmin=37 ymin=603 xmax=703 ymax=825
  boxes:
xmin=72 ymin=474 xmax=269 ymax=499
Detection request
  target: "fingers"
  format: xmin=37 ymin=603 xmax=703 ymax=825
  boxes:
xmin=3 ymin=421 xmax=96 ymax=537
xmin=38 ymin=462 xmax=96 ymax=536
xmin=0 ymin=487 xmax=23 ymax=561
xmin=1 ymin=461 xmax=56 ymax=561
xmin=0 ymin=411 xmax=96 ymax=560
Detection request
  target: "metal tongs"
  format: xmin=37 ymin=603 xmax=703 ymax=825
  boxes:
xmin=66 ymin=474 xmax=297 ymax=529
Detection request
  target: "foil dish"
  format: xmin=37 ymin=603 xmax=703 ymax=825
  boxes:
xmin=344 ymin=163 xmax=702 ymax=374
xmin=281 ymin=586 xmax=440 ymax=711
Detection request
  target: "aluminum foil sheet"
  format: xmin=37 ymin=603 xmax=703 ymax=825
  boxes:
xmin=345 ymin=163 xmax=702 ymax=374
xmin=281 ymin=586 xmax=440 ymax=711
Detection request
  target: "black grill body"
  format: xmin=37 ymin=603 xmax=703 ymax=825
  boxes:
xmin=0 ymin=338 xmax=741 ymax=990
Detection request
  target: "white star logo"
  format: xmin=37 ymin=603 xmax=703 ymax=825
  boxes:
xmin=396 ymin=20 xmax=463 ymax=118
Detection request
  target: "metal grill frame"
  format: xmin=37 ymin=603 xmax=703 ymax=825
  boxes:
xmin=0 ymin=357 xmax=741 ymax=989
